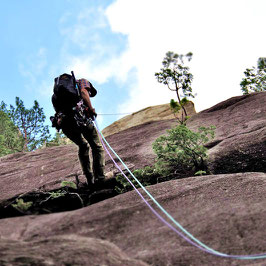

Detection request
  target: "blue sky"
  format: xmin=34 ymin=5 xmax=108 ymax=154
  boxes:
xmin=1 ymin=0 xmax=265 ymax=136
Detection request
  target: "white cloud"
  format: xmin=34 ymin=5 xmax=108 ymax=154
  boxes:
xmin=68 ymin=50 xmax=134 ymax=85
xmin=105 ymin=0 xmax=266 ymax=113
xmin=56 ymin=4 xmax=181 ymax=115
xmin=58 ymin=6 xmax=135 ymax=86
xmin=24 ymin=0 xmax=265 ymax=129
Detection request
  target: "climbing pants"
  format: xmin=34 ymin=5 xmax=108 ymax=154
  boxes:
xmin=61 ymin=117 xmax=105 ymax=184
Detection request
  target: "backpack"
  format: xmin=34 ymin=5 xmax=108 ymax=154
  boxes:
xmin=52 ymin=71 xmax=81 ymax=113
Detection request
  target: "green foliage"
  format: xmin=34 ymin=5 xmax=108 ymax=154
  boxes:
xmin=152 ymin=125 xmax=215 ymax=177
xmin=115 ymin=166 xmax=159 ymax=194
xmin=38 ymin=190 xmax=67 ymax=205
xmin=12 ymin=198 xmax=33 ymax=212
xmin=0 ymin=110 xmax=24 ymax=156
xmin=1 ymin=97 xmax=50 ymax=151
xmin=48 ymin=190 xmax=67 ymax=199
xmin=170 ymin=99 xmax=181 ymax=113
xmin=170 ymin=98 xmax=190 ymax=123
xmin=240 ymin=57 xmax=266 ymax=94
xmin=155 ymin=51 xmax=194 ymax=124
xmin=194 ymin=170 xmax=207 ymax=176
xmin=115 ymin=125 xmax=215 ymax=194
xmin=61 ymin=180 xmax=77 ymax=189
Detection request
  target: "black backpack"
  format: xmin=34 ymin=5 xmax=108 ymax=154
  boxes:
xmin=52 ymin=71 xmax=81 ymax=113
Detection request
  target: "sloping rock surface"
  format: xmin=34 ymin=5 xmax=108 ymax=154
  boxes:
xmin=0 ymin=119 xmax=178 ymax=203
xmin=0 ymin=144 xmax=81 ymax=202
xmin=0 ymin=172 xmax=265 ymax=265
xmin=1 ymin=92 xmax=264 ymax=203
xmin=186 ymin=92 xmax=266 ymax=173
xmin=0 ymin=92 xmax=265 ymax=265
xmin=102 ymin=101 xmax=196 ymax=136
xmin=0 ymin=235 xmax=148 ymax=266
xmin=105 ymin=92 xmax=266 ymax=177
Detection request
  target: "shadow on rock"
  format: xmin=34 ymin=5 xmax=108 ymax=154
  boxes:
xmin=0 ymin=177 xmax=120 ymax=219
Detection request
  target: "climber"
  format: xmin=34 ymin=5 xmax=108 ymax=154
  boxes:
xmin=51 ymin=72 xmax=105 ymax=188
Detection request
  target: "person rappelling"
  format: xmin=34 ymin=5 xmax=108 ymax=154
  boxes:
xmin=50 ymin=71 xmax=105 ymax=188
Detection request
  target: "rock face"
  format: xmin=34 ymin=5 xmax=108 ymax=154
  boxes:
xmin=102 ymin=101 xmax=196 ymax=136
xmin=2 ymin=93 xmax=263 ymax=204
xmin=186 ymin=92 xmax=266 ymax=174
xmin=0 ymin=92 xmax=265 ymax=265
xmin=0 ymin=144 xmax=81 ymax=202
xmin=0 ymin=102 xmax=194 ymax=203
xmin=0 ymin=172 xmax=265 ymax=266
xmin=0 ymin=235 xmax=148 ymax=266
xmin=105 ymin=92 xmax=266 ymax=176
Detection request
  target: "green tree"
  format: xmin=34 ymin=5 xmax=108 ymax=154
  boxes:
xmin=115 ymin=166 xmax=159 ymax=194
xmin=240 ymin=57 xmax=266 ymax=94
xmin=155 ymin=51 xmax=194 ymax=124
xmin=152 ymin=125 xmax=215 ymax=177
xmin=1 ymin=97 xmax=50 ymax=151
xmin=0 ymin=110 xmax=24 ymax=156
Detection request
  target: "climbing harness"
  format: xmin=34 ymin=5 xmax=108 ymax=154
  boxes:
xmin=93 ymin=119 xmax=266 ymax=260
xmin=50 ymin=100 xmax=93 ymax=131
xmin=72 ymin=100 xmax=93 ymax=127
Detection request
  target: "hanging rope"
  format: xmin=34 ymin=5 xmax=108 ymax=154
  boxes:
xmin=97 ymin=112 xmax=132 ymax=116
xmin=93 ymin=119 xmax=266 ymax=260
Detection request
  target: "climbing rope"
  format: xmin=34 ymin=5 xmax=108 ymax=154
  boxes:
xmin=93 ymin=119 xmax=266 ymax=260
xmin=97 ymin=112 xmax=132 ymax=116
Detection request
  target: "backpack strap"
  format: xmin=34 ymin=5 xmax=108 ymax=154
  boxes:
xmin=71 ymin=71 xmax=80 ymax=97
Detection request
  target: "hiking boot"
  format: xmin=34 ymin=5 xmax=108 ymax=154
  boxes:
xmin=92 ymin=175 xmax=105 ymax=190
xmin=85 ymin=172 xmax=95 ymax=187
xmin=94 ymin=175 xmax=105 ymax=185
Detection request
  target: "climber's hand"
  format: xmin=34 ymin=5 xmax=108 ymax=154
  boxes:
xmin=85 ymin=107 xmax=97 ymax=119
